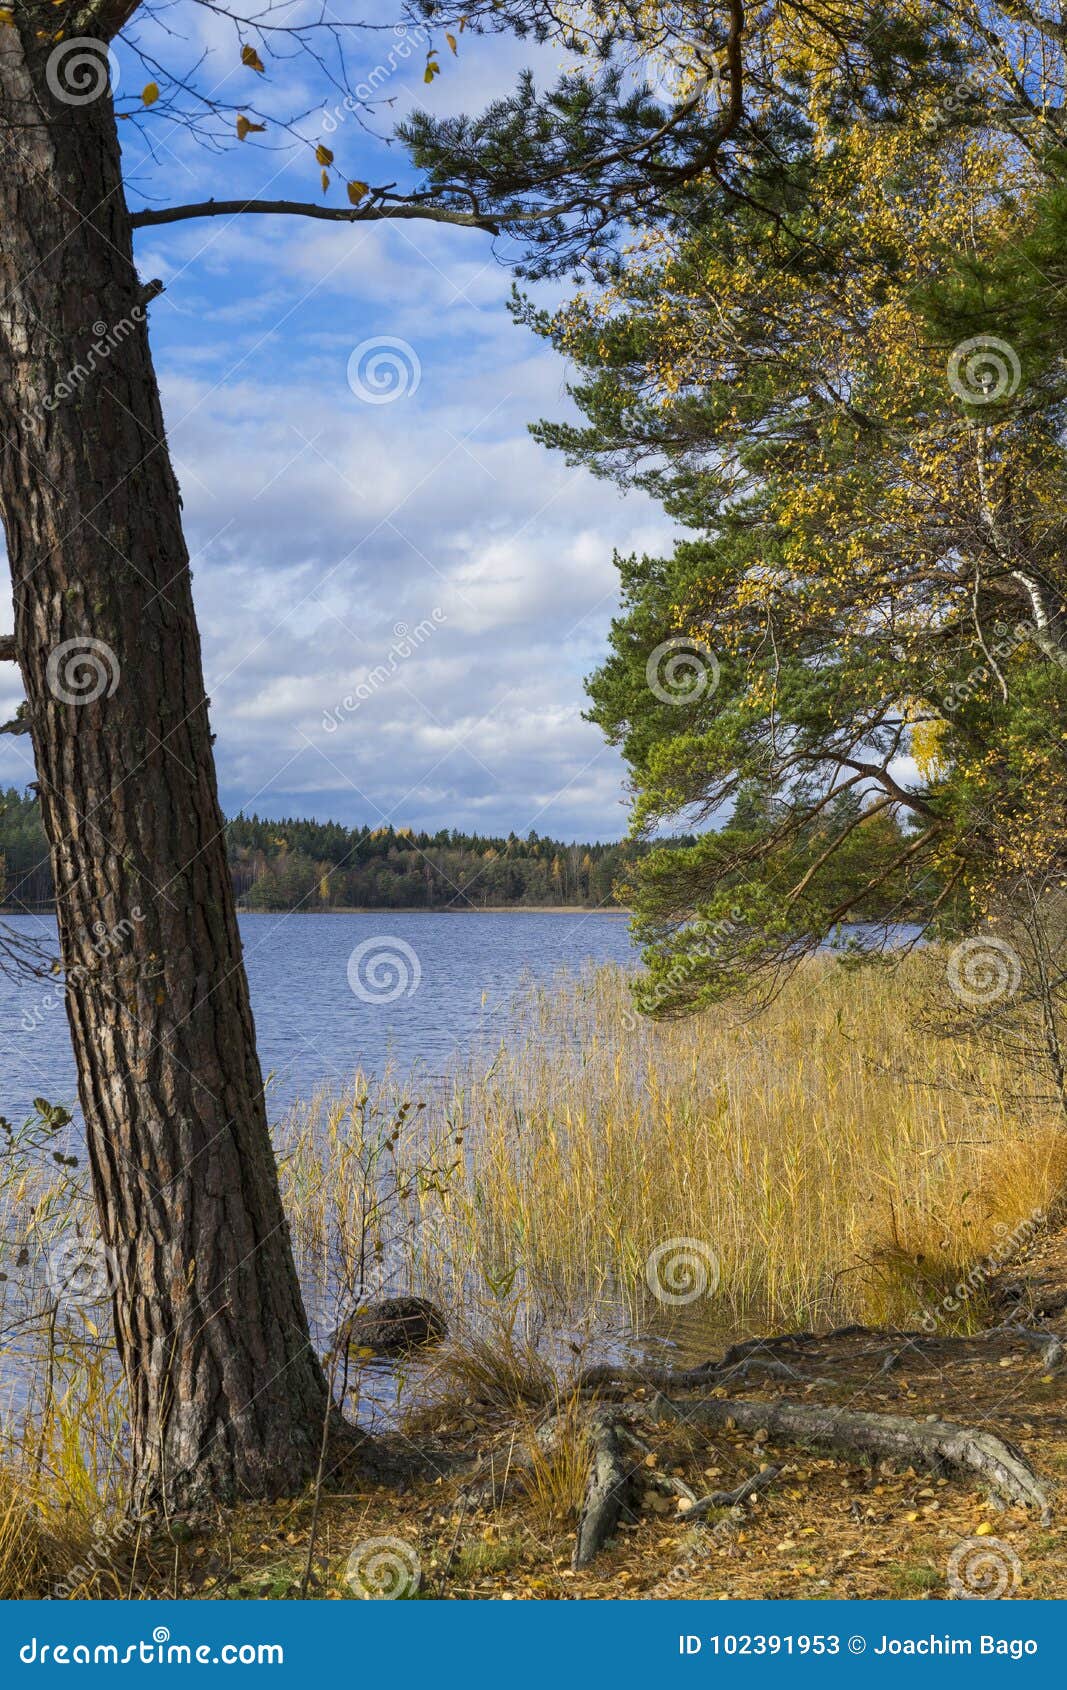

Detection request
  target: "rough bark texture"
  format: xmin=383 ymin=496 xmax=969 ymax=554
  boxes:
xmin=0 ymin=18 xmax=331 ymax=1508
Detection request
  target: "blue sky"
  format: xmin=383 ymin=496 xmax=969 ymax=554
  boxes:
xmin=0 ymin=8 xmax=678 ymax=843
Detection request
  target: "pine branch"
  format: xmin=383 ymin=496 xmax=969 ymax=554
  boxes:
xmin=129 ymin=198 xmax=500 ymax=233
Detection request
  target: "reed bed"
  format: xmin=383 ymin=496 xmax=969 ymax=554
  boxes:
xmin=1 ymin=951 xmax=1065 ymax=1591
xmin=279 ymin=954 xmax=1067 ymax=1348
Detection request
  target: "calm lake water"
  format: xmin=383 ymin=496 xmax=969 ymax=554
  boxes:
xmin=0 ymin=909 xmax=637 ymax=1126
xmin=0 ymin=908 xmax=922 ymax=1424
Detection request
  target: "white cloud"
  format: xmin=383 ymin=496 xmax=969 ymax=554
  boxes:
xmin=0 ymin=18 xmax=676 ymax=840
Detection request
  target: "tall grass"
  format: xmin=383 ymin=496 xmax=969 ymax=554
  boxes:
xmin=1 ymin=952 xmax=1065 ymax=1593
xmin=279 ymin=954 xmax=1067 ymax=1347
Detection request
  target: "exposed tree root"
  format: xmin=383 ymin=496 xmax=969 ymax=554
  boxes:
xmin=574 ymin=1317 xmax=1067 ymax=1401
xmin=575 ymin=1361 xmax=717 ymax=1395
xmin=647 ymin=1393 xmax=1053 ymax=1521
xmin=847 ymin=1324 xmax=1065 ymax=1370
xmin=573 ymin=1412 xmax=633 ymax=1568
xmin=458 ymin=1380 xmax=1053 ymax=1568
xmin=985 ymin=1326 xmax=1065 ymax=1368
xmin=576 ymin=1354 xmax=811 ymax=1395
xmin=682 ymin=1463 xmax=782 ymax=1521
xmin=617 ymin=1424 xmax=698 ymax=1506
xmin=573 ymin=1330 xmax=913 ymax=1396
xmin=723 ymin=1319 xmax=1066 ymax=1369
xmin=450 ymin=1311 xmax=1061 ymax=1568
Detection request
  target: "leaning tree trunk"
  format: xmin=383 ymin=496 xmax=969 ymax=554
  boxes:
xmin=0 ymin=20 xmax=331 ymax=1508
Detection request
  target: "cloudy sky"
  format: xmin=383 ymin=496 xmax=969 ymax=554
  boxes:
xmin=0 ymin=8 xmax=678 ymax=843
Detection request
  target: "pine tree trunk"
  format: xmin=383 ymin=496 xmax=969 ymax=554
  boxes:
xmin=0 ymin=21 xmax=332 ymax=1508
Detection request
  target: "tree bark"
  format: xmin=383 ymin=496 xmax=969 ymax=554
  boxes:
xmin=0 ymin=19 xmax=331 ymax=1509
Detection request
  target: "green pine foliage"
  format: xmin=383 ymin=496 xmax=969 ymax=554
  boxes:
xmin=516 ymin=71 xmax=1067 ymax=1010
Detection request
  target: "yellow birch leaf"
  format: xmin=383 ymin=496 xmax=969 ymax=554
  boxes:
xmin=315 ymin=143 xmax=334 ymax=167
xmin=142 ymin=82 xmax=159 ymax=106
xmin=236 ymin=115 xmax=265 ymax=140
xmin=321 ymin=169 xmax=329 ymax=194
xmin=347 ymin=180 xmax=369 ymax=205
xmin=241 ymin=44 xmax=265 ymax=73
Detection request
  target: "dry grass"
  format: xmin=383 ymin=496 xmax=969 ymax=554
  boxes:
xmin=516 ymin=1391 xmax=593 ymax=1532
xmin=0 ymin=1468 xmax=51 ymax=1599
xmin=2 ymin=950 xmax=1066 ymax=1596
xmin=280 ymin=954 xmax=1067 ymax=1346
xmin=416 ymin=1325 xmax=557 ymax=1415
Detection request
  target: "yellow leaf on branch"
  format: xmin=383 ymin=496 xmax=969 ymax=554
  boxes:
xmin=236 ymin=114 xmax=266 ymax=140
xmin=241 ymin=43 xmax=265 ymax=73
xmin=315 ymin=143 xmax=334 ymax=167
xmin=142 ymin=82 xmax=159 ymax=106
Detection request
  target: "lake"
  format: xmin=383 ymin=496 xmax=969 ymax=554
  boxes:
xmin=0 ymin=909 xmax=638 ymax=1126
xmin=0 ymin=907 xmax=923 ymax=1425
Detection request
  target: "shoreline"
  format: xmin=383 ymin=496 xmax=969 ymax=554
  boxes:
xmin=241 ymin=904 xmax=632 ymax=916
xmin=3 ymin=903 xmax=631 ymax=918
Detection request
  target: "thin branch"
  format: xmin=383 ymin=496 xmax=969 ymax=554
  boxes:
xmin=818 ymin=826 xmax=946 ymax=931
xmin=129 ymin=198 xmax=500 ymax=232
xmin=785 ymin=796 xmax=894 ymax=905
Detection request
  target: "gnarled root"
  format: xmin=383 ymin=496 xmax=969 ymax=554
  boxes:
xmin=574 ymin=1319 xmax=1066 ymax=1400
xmin=682 ymin=1464 xmax=782 ymax=1521
xmin=648 ymin=1393 xmax=1053 ymax=1522
xmin=573 ymin=1411 xmax=633 ymax=1569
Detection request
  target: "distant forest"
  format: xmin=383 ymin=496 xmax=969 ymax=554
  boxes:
xmin=0 ymin=787 xmax=659 ymax=911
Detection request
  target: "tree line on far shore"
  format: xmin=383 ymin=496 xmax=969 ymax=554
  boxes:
xmin=0 ymin=788 xmax=663 ymax=911
xmin=1 ymin=785 xmax=943 ymax=919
